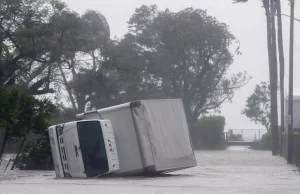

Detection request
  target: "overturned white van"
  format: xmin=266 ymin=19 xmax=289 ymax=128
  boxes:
xmin=48 ymin=99 xmax=197 ymax=178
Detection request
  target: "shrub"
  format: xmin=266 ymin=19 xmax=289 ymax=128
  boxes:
xmin=250 ymin=131 xmax=272 ymax=150
xmin=0 ymin=86 xmax=56 ymax=161
xmin=227 ymin=134 xmax=243 ymax=141
xmin=16 ymin=135 xmax=53 ymax=170
xmin=189 ymin=116 xmax=226 ymax=150
xmin=15 ymin=107 xmax=77 ymax=170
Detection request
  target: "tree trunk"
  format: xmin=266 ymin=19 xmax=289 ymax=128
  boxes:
xmin=10 ymin=135 xmax=27 ymax=170
xmin=264 ymin=0 xmax=279 ymax=155
xmin=276 ymin=0 xmax=285 ymax=155
xmin=0 ymin=129 xmax=8 ymax=166
xmin=77 ymin=94 xmax=87 ymax=113
xmin=92 ymin=50 xmax=97 ymax=71
xmin=59 ymin=65 xmax=78 ymax=111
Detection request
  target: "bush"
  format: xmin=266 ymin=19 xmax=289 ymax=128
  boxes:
xmin=0 ymin=86 xmax=56 ymax=161
xmin=16 ymin=136 xmax=53 ymax=170
xmin=227 ymin=134 xmax=243 ymax=141
xmin=250 ymin=131 xmax=272 ymax=150
xmin=189 ymin=116 xmax=226 ymax=150
xmin=15 ymin=107 xmax=77 ymax=170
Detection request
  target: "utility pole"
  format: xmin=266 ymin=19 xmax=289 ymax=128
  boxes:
xmin=287 ymin=0 xmax=295 ymax=164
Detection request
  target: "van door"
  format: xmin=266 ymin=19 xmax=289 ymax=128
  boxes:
xmin=77 ymin=120 xmax=109 ymax=177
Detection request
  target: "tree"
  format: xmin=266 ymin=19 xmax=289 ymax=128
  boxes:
xmin=233 ymin=0 xmax=279 ymax=155
xmin=0 ymin=86 xmax=56 ymax=164
xmin=242 ymin=82 xmax=271 ymax=130
xmin=0 ymin=0 xmax=66 ymax=94
xmin=102 ymin=34 xmax=152 ymax=103
xmin=0 ymin=0 xmax=110 ymax=101
xmin=122 ymin=5 xmax=250 ymax=122
xmin=69 ymin=66 xmax=121 ymax=112
xmin=16 ymin=136 xmax=54 ymax=170
xmin=60 ymin=9 xmax=112 ymax=112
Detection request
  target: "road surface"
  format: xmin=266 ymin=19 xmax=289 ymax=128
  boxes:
xmin=1 ymin=146 xmax=300 ymax=194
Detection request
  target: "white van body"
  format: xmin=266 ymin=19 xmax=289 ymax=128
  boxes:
xmin=48 ymin=99 xmax=196 ymax=178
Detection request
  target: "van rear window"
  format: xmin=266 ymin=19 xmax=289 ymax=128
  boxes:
xmin=77 ymin=121 xmax=109 ymax=177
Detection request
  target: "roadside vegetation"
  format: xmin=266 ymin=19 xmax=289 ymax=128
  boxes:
xmin=190 ymin=116 xmax=227 ymax=150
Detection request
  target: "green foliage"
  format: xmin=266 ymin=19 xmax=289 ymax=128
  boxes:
xmin=0 ymin=0 xmax=110 ymax=96
xmin=68 ymin=5 xmax=251 ymax=120
xmin=59 ymin=9 xmax=112 ymax=112
xmin=16 ymin=136 xmax=53 ymax=170
xmin=0 ymin=86 xmax=55 ymax=165
xmin=69 ymin=66 xmax=120 ymax=112
xmin=251 ymin=131 xmax=272 ymax=151
xmin=0 ymin=87 xmax=56 ymax=141
xmin=261 ymin=131 xmax=272 ymax=144
xmin=227 ymin=134 xmax=243 ymax=141
xmin=69 ymin=5 xmax=252 ymax=117
xmin=116 ymin=5 xmax=250 ymax=121
xmin=189 ymin=116 xmax=226 ymax=150
xmin=242 ymin=82 xmax=271 ymax=130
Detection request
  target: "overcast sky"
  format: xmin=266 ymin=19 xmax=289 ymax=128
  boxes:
xmin=63 ymin=0 xmax=300 ymax=131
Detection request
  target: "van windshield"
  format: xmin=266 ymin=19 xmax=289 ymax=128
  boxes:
xmin=77 ymin=121 xmax=109 ymax=177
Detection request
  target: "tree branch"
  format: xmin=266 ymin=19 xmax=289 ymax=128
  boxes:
xmin=4 ymin=53 xmax=24 ymax=67
xmin=28 ymin=88 xmax=55 ymax=95
xmin=0 ymin=26 xmax=23 ymax=53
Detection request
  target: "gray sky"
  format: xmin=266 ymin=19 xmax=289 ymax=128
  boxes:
xmin=63 ymin=0 xmax=300 ymax=132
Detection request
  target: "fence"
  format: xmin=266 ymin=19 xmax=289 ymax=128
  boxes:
xmin=293 ymin=132 xmax=300 ymax=166
xmin=281 ymin=130 xmax=300 ymax=167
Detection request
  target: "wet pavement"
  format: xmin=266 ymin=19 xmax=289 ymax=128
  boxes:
xmin=1 ymin=146 xmax=300 ymax=194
